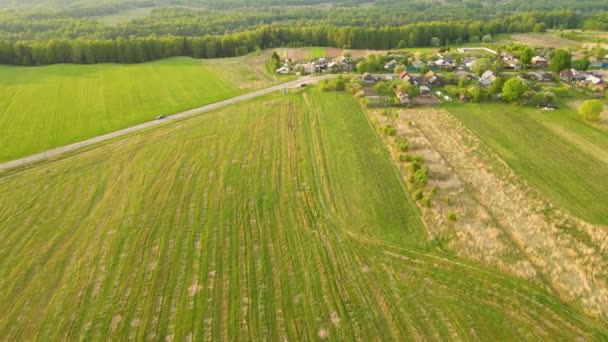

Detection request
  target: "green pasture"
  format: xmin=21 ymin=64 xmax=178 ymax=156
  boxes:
xmin=447 ymin=103 xmax=608 ymax=224
xmin=0 ymin=55 xmax=278 ymax=163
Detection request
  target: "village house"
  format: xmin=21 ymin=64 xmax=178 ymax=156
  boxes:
xmin=585 ymin=74 xmax=605 ymax=90
xmin=411 ymin=60 xmax=426 ymax=70
xmin=423 ymin=71 xmax=439 ymax=85
xmin=384 ymin=59 xmax=398 ymax=70
xmin=431 ymin=56 xmax=455 ymax=70
xmin=462 ymin=57 xmax=477 ymax=70
xmin=457 ymin=47 xmax=498 ymax=55
xmin=399 ymin=71 xmax=412 ymax=83
xmin=362 ymin=72 xmax=376 ymax=84
xmin=530 ymin=71 xmax=552 ymax=82
xmin=501 ymin=53 xmax=521 ymax=70
xmin=420 ymin=85 xmax=431 ymax=94
xmin=479 ymin=70 xmax=497 ymax=87
xmin=559 ymin=69 xmax=586 ymax=82
xmin=531 ymin=56 xmax=549 ymax=67
xmin=395 ymin=90 xmax=411 ymax=106
xmin=295 ymin=62 xmax=317 ymax=74
xmin=275 ymin=66 xmax=290 ymax=74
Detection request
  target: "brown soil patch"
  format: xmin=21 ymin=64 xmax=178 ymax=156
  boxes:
xmin=188 ymin=281 xmax=202 ymax=297
xmin=318 ymin=328 xmax=329 ymax=339
xmin=330 ymin=312 xmax=340 ymax=327
xmin=110 ymin=314 xmax=122 ymax=333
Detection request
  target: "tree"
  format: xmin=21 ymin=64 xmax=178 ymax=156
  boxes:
xmin=578 ymin=100 xmax=603 ymax=122
xmin=533 ymin=23 xmax=547 ymax=33
xmin=374 ymin=81 xmax=390 ymax=95
xmin=396 ymin=40 xmax=406 ymax=49
xmin=519 ymin=47 xmax=534 ymax=67
xmin=501 ymin=78 xmax=528 ymax=103
xmin=394 ymin=65 xmax=406 ymax=74
xmin=572 ymin=56 xmax=590 ymax=71
xmin=471 ymin=58 xmax=492 ymax=75
xmin=334 ymin=76 xmax=346 ymax=91
xmin=467 ymin=85 xmax=483 ymax=102
xmin=430 ymin=37 xmax=441 ymax=47
xmin=482 ymin=34 xmax=493 ymax=43
xmin=269 ymin=50 xmax=281 ymax=73
xmin=488 ymin=76 xmax=504 ymax=96
xmin=551 ymin=49 xmax=572 ymax=73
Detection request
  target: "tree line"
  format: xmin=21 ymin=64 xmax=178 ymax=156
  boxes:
xmin=0 ymin=9 xmax=606 ymax=66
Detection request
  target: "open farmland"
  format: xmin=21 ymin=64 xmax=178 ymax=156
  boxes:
xmin=0 ymin=54 xmax=284 ymax=163
xmin=1 ymin=91 xmax=606 ymax=339
xmin=510 ymin=32 xmax=582 ymax=49
xmin=447 ymin=103 xmax=608 ymax=224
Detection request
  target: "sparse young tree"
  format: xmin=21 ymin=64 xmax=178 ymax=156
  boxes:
xmin=551 ymin=49 xmax=572 ymax=73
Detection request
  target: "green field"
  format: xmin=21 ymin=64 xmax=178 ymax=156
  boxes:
xmin=447 ymin=103 xmax=608 ymax=224
xmin=305 ymin=47 xmax=327 ymax=59
xmin=93 ymin=7 xmax=156 ymax=25
xmin=0 ymin=91 xmax=606 ymax=339
xmin=0 ymin=55 xmax=281 ymax=163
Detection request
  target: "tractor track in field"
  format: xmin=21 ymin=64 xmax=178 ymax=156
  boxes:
xmin=0 ymin=75 xmax=337 ymax=172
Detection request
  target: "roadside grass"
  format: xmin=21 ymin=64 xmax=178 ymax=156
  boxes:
xmin=446 ymin=102 xmax=608 ymax=224
xmin=0 ymin=91 xmax=606 ymax=339
xmin=0 ymin=54 xmax=282 ymax=163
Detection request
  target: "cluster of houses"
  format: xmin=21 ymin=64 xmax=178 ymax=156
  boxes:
xmin=276 ymin=56 xmax=352 ymax=75
xmin=362 ymin=70 xmax=443 ymax=106
xmin=381 ymin=49 xmax=554 ymax=73
xmin=559 ymin=68 xmax=607 ymax=91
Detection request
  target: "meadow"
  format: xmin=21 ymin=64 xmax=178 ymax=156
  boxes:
xmin=447 ymin=103 xmax=608 ymax=224
xmin=0 ymin=91 xmax=606 ymax=340
xmin=0 ymin=54 xmax=283 ymax=163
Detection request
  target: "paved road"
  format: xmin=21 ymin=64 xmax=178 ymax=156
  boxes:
xmin=0 ymin=75 xmax=337 ymax=171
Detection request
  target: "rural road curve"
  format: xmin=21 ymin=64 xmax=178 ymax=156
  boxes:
xmin=0 ymin=75 xmax=337 ymax=171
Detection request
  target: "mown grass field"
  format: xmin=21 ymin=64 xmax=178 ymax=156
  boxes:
xmin=447 ymin=103 xmax=608 ymax=224
xmin=1 ymin=91 xmax=606 ymax=340
xmin=0 ymin=54 xmax=282 ymax=163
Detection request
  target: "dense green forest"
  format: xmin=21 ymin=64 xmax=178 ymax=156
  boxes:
xmin=0 ymin=0 xmax=607 ymax=65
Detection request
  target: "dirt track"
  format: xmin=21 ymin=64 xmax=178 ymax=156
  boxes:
xmin=0 ymin=75 xmax=336 ymax=171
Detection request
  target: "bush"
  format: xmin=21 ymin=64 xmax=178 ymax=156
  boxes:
xmin=412 ymin=189 xmax=424 ymax=201
xmin=579 ymin=100 xmax=603 ymax=122
xmin=383 ymin=125 xmax=397 ymax=136
xmin=396 ymin=141 xmax=409 ymax=152
xmin=421 ymin=197 xmax=431 ymax=207
xmin=447 ymin=212 xmax=457 ymax=222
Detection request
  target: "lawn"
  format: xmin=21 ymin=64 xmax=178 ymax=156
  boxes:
xmin=447 ymin=102 xmax=608 ymax=224
xmin=0 ymin=91 xmax=606 ymax=340
xmin=0 ymin=54 xmax=283 ymax=163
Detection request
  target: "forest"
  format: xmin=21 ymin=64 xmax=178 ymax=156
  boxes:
xmin=0 ymin=0 xmax=607 ymax=65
